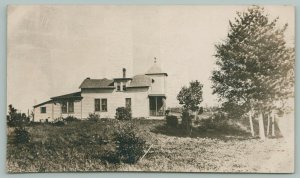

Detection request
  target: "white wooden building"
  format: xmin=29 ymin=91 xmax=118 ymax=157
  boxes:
xmin=33 ymin=62 xmax=167 ymax=122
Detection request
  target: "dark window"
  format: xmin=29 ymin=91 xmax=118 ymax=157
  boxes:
xmin=95 ymin=99 xmax=100 ymax=112
xmin=122 ymin=84 xmax=126 ymax=91
xmin=101 ymin=99 xmax=107 ymax=112
xmin=125 ymin=98 xmax=131 ymax=109
xmin=68 ymin=101 xmax=74 ymax=113
xmin=117 ymin=83 xmax=121 ymax=91
xmin=61 ymin=102 xmax=67 ymax=113
xmin=40 ymin=107 xmax=46 ymax=113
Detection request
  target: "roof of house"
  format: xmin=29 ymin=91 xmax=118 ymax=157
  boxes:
xmin=33 ymin=91 xmax=82 ymax=108
xmin=113 ymin=78 xmax=132 ymax=81
xmin=33 ymin=100 xmax=53 ymax=108
xmin=51 ymin=91 xmax=82 ymax=100
xmin=145 ymin=63 xmax=168 ymax=76
xmin=128 ymin=75 xmax=152 ymax=88
xmin=148 ymin=94 xmax=166 ymax=98
xmin=79 ymin=78 xmax=115 ymax=89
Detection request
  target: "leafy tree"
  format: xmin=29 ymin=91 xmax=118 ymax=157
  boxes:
xmin=7 ymin=104 xmax=31 ymax=144
xmin=7 ymin=104 xmax=30 ymax=127
xmin=177 ymin=80 xmax=203 ymax=135
xmin=212 ymin=6 xmax=294 ymax=139
xmin=177 ymin=80 xmax=204 ymax=112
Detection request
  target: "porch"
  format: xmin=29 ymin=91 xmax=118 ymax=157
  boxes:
xmin=149 ymin=95 xmax=166 ymax=116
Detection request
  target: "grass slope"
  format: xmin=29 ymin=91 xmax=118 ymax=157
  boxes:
xmin=6 ymin=119 xmax=292 ymax=173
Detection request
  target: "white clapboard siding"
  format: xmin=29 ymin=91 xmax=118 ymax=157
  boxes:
xmin=34 ymin=103 xmax=53 ymax=122
xmin=34 ymin=100 xmax=83 ymax=121
xmin=148 ymin=75 xmax=166 ymax=94
xmin=81 ymin=88 xmax=150 ymax=118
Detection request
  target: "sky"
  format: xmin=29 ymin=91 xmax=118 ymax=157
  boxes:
xmin=7 ymin=5 xmax=295 ymax=113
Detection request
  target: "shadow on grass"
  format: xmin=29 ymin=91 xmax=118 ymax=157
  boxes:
xmin=151 ymin=124 xmax=254 ymax=141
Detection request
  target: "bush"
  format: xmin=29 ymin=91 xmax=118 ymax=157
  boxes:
xmin=198 ymin=107 xmax=204 ymax=115
xmin=181 ymin=110 xmax=193 ymax=134
xmin=166 ymin=115 xmax=178 ymax=128
xmin=63 ymin=116 xmax=79 ymax=122
xmin=115 ymin=107 xmax=132 ymax=120
xmin=100 ymin=151 xmax=121 ymax=164
xmin=7 ymin=105 xmax=30 ymax=127
xmin=199 ymin=112 xmax=228 ymax=131
xmin=87 ymin=113 xmax=100 ymax=122
xmin=52 ymin=120 xmax=65 ymax=126
xmin=14 ymin=127 xmax=30 ymax=144
xmin=114 ymin=124 xmax=146 ymax=164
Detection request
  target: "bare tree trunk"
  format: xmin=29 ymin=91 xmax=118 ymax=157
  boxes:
xmin=258 ymin=112 xmax=265 ymax=140
xmin=248 ymin=111 xmax=254 ymax=137
xmin=272 ymin=110 xmax=275 ymax=137
xmin=266 ymin=113 xmax=270 ymax=137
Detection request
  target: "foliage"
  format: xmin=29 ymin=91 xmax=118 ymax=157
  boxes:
xmin=7 ymin=104 xmax=30 ymax=127
xmin=115 ymin=107 xmax=132 ymax=121
xmin=181 ymin=110 xmax=193 ymax=135
xmin=52 ymin=118 xmax=65 ymax=126
xmin=7 ymin=119 xmax=288 ymax=172
xmin=63 ymin=116 xmax=79 ymax=122
xmin=87 ymin=113 xmax=101 ymax=122
xmin=177 ymin=80 xmax=204 ymax=112
xmin=221 ymin=101 xmax=248 ymax=119
xmin=198 ymin=107 xmax=204 ymax=115
xmin=14 ymin=127 xmax=30 ymax=144
xmin=198 ymin=112 xmax=227 ymax=130
xmin=100 ymin=151 xmax=121 ymax=164
xmin=167 ymin=107 xmax=182 ymax=114
xmin=166 ymin=115 xmax=178 ymax=128
xmin=212 ymin=6 xmax=294 ymax=115
xmin=114 ymin=124 xmax=146 ymax=164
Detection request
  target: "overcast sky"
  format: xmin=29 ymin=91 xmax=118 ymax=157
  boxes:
xmin=7 ymin=5 xmax=294 ymax=112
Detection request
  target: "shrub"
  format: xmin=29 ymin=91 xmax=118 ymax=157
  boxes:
xmin=114 ymin=124 xmax=146 ymax=164
xmin=14 ymin=127 xmax=30 ymax=144
xmin=198 ymin=119 xmax=215 ymax=130
xmin=52 ymin=119 xmax=65 ymax=126
xmin=7 ymin=105 xmax=30 ymax=127
xmin=100 ymin=151 xmax=121 ymax=164
xmin=199 ymin=112 xmax=228 ymax=131
xmin=166 ymin=115 xmax=178 ymax=128
xmin=115 ymin=107 xmax=132 ymax=120
xmin=198 ymin=107 xmax=204 ymax=115
xmin=63 ymin=116 xmax=79 ymax=122
xmin=87 ymin=113 xmax=100 ymax=122
xmin=165 ymin=110 xmax=170 ymax=115
xmin=181 ymin=110 xmax=193 ymax=134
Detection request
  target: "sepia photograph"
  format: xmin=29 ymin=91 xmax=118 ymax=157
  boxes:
xmin=6 ymin=5 xmax=295 ymax=173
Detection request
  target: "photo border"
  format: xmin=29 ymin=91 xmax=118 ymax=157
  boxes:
xmin=0 ymin=0 xmax=298 ymax=177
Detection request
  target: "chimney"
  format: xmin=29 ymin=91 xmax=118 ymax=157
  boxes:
xmin=122 ymin=68 xmax=126 ymax=78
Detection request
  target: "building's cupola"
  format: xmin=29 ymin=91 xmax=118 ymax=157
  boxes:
xmin=145 ymin=57 xmax=168 ymax=76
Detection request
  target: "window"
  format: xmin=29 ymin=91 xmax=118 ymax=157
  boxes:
xmin=117 ymin=83 xmax=121 ymax=91
xmin=95 ymin=98 xmax=108 ymax=112
xmin=61 ymin=102 xmax=67 ymax=113
xmin=123 ymin=84 xmax=127 ymax=91
xmin=125 ymin=98 xmax=131 ymax=109
xmin=101 ymin=99 xmax=107 ymax=112
xmin=40 ymin=107 xmax=46 ymax=113
xmin=95 ymin=99 xmax=100 ymax=112
xmin=68 ymin=101 xmax=74 ymax=113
